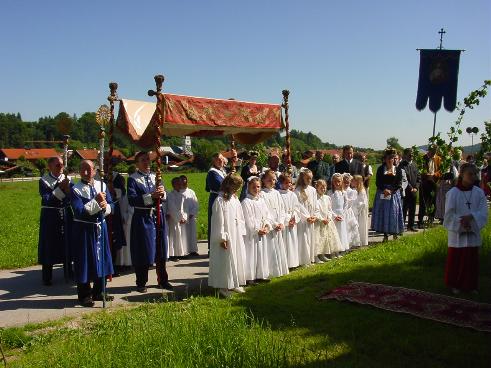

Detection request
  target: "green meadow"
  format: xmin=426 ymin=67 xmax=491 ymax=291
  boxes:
xmin=1 ymin=218 xmax=490 ymax=367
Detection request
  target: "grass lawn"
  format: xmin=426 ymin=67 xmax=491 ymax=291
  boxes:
xmin=0 ymin=173 xmax=377 ymax=269
xmin=2 ymin=218 xmax=489 ymax=367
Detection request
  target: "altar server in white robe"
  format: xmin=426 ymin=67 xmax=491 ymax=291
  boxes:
xmin=278 ymin=174 xmax=300 ymax=269
xmin=295 ymin=169 xmax=320 ymax=265
xmin=208 ymin=174 xmax=247 ymax=298
xmin=343 ymin=173 xmax=361 ymax=248
xmin=314 ymin=179 xmax=343 ymax=261
xmin=180 ymin=175 xmax=199 ymax=256
xmin=261 ymin=170 xmax=289 ymax=277
xmin=241 ymin=177 xmax=272 ymax=283
xmin=352 ymin=175 xmax=369 ymax=246
xmin=330 ymin=173 xmax=350 ymax=253
xmin=166 ymin=177 xmax=188 ymax=258
xmin=444 ymin=163 xmax=488 ymax=294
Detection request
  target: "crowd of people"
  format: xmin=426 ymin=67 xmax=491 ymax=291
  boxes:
xmin=37 ymin=144 xmax=489 ymax=305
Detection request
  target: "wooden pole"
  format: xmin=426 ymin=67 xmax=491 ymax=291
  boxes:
xmin=148 ymin=74 xmax=168 ymax=287
xmin=98 ymin=126 xmax=107 ymax=308
xmin=107 ymin=82 xmax=119 ymax=192
xmin=282 ymin=90 xmax=292 ymax=173
xmin=230 ymin=135 xmax=237 ymax=173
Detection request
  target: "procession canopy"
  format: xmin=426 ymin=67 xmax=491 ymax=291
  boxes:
xmin=116 ymin=93 xmax=284 ymax=149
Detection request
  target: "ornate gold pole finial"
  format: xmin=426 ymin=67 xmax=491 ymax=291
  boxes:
xmin=282 ymin=89 xmax=292 ymax=173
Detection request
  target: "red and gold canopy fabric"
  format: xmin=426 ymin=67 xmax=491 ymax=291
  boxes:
xmin=116 ymin=93 xmax=284 ymax=148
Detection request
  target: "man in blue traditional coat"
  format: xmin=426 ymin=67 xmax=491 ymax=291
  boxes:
xmin=205 ymin=152 xmax=226 ymax=250
xmin=38 ymin=156 xmax=72 ymax=285
xmin=70 ymin=160 xmax=114 ymax=307
xmin=127 ymin=151 xmax=173 ymax=293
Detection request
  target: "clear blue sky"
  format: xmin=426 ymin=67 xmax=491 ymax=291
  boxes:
xmin=0 ymin=0 xmax=489 ymax=149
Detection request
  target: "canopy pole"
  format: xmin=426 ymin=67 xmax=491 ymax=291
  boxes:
xmin=98 ymin=125 xmax=107 ymax=308
xmin=282 ymin=90 xmax=292 ymax=173
xmin=107 ymin=82 xmax=119 ymax=192
xmin=229 ymin=135 xmax=237 ymax=173
xmin=148 ymin=74 xmax=168 ymax=287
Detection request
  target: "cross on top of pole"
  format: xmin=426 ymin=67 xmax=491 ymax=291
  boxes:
xmin=438 ymin=28 xmax=446 ymax=49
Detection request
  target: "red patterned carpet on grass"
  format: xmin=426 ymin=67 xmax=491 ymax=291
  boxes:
xmin=320 ymin=282 xmax=491 ymax=332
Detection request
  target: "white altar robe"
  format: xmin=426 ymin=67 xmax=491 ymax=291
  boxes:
xmin=241 ymin=194 xmax=272 ymax=280
xmin=352 ymin=190 xmax=369 ymax=246
xmin=295 ymin=186 xmax=320 ymax=264
xmin=208 ymin=194 xmax=247 ymax=289
xmin=181 ymin=187 xmax=199 ymax=253
xmin=261 ymin=188 xmax=289 ymax=277
xmin=166 ymin=190 xmax=188 ymax=257
xmin=329 ymin=190 xmax=350 ymax=251
xmin=279 ymin=189 xmax=301 ymax=268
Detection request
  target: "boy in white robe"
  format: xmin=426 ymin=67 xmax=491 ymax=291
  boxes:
xmin=444 ymin=163 xmax=488 ymax=294
xmin=241 ymin=177 xmax=272 ymax=283
xmin=208 ymin=174 xmax=247 ymax=298
xmin=179 ymin=175 xmax=199 ymax=256
xmin=278 ymin=174 xmax=301 ymax=269
xmin=166 ymin=177 xmax=188 ymax=259
xmin=261 ymin=170 xmax=289 ymax=277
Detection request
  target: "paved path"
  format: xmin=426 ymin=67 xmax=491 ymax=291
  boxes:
xmin=0 ymin=226 xmax=426 ymax=328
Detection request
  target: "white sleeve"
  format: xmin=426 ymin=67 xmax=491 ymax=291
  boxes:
xmin=143 ymin=194 xmax=153 ymax=206
xmin=443 ymin=190 xmax=460 ymax=232
xmin=84 ymin=199 xmax=102 ymax=215
xmin=470 ymin=189 xmax=489 ymax=231
xmin=53 ymin=187 xmax=66 ymax=200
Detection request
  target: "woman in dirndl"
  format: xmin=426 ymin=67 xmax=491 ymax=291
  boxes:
xmin=371 ymin=148 xmax=404 ymax=242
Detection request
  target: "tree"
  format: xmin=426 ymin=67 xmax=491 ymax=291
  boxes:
xmin=386 ymin=137 xmax=403 ymax=152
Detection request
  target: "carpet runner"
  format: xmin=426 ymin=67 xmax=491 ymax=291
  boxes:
xmin=320 ymin=282 xmax=491 ymax=332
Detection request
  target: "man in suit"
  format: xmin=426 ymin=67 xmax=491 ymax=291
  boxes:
xmin=335 ymin=145 xmax=364 ymax=176
xmin=399 ymin=148 xmax=421 ymax=231
xmin=307 ymin=150 xmax=330 ymax=182
xmin=418 ymin=146 xmax=441 ymax=227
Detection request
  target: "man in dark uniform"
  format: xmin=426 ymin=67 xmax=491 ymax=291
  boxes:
xmin=38 ymin=156 xmax=72 ymax=285
xmin=127 ymin=151 xmax=172 ymax=292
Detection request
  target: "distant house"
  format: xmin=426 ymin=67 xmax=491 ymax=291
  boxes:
xmin=0 ymin=148 xmax=60 ymax=162
xmin=72 ymin=149 xmax=127 ymax=162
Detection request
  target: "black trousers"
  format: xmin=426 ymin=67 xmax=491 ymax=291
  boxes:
xmin=403 ymin=191 xmax=417 ymax=229
xmin=42 ymin=264 xmax=53 ymax=283
xmin=77 ymin=278 xmax=103 ymax=301
xmin=418 ymin=179 xmax=437 ymax=224
xmin=135 ymin=261 xmax=168 ymax=287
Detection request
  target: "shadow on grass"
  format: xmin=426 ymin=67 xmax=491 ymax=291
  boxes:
xmin=231 ymin=232 xmax=491 ymax=368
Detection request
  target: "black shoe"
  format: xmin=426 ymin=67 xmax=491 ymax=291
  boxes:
xmin=136 ymin=286 xmax=147 ymax=293
xmin=43 ymin=280 xmax=52 ymax=286
xmin=246 ymin=280 xmax=258 ymax=286
xmin=79 ymin=297 xmax=95 ymax=307
xmin=92 ymin=293 xmax=114 ymax=301
xmin=408 ymin=228 xmax=418 ymax=232
xmin=159 ymin=281 xmax=174 ymax=290
xmin=189 ymin=252 xmax=200 ymax=257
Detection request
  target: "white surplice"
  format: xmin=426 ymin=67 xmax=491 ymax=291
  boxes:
xmin=208 ymin=194 xmax=247 ymax=289
xmin=352 ymin=190 xmax=369 ymax=246
xmin=295 ymin=186 xmax=320 ymax=264
xmin=166 ymin=190 xmax=188 ymax=257
xmin=443 ymin=186 xmax=488 ymax=247
xmin=344 ymin=187 xmax=361 ymax=248
xmin=315 ymin=194 xmax=343 ymax=255
xmin=279 ymin=189 xmax=301 ymax=268
xmin=329 ymin=190 xmax=350 ymax=251
xmin=261 ymin=188 xmax=289 ymax=277
xmin=241 ymin=194 xmax=272 ymax=280
xmin=181 ymin=187 xmax=199 ymax=253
